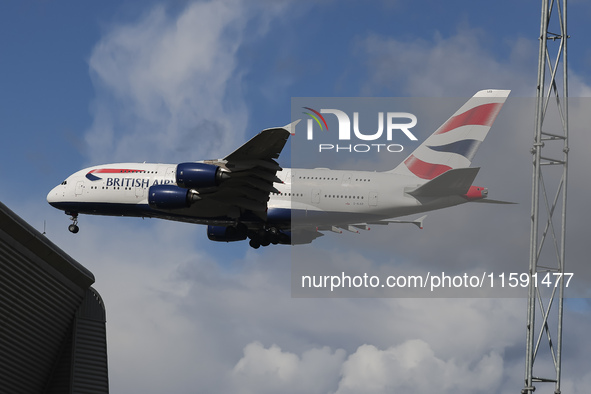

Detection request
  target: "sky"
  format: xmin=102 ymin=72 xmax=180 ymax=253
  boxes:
xmin=1 ymin=0 xmax=591 ymax=393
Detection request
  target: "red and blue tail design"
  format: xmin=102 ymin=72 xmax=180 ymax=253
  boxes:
xmin=390 ymin=89 xmax=510 ymax=179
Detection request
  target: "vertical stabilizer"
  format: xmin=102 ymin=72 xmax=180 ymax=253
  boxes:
xmin=389 ymin=89 xmax=510 ymax=179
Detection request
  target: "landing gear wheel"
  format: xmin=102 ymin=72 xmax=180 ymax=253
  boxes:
xmin=68 ymin=213 xmax=79 ymax=234
xmin=249 ymin=239 xmax=260 ymax=249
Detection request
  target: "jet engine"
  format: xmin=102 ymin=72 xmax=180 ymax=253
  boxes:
xmin=176 ymin=162 xmax=229 ymax=189
xmin=148 ymin=184 xmax=200 ymax=209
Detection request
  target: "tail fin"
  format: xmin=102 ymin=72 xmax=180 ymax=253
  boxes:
xmin=389 ymin=89 xmax=510 ymax=179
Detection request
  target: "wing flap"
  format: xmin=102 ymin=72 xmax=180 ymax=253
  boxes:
xmin=315 ymin=215 xmax=427 ymax=235
xmin=364 ymin=215 xmax=426 ymax=229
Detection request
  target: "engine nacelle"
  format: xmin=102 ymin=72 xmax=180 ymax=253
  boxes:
xmin=148 ymin=184 xmax=199 ymax=209
xmin=207 ymin=225 xmax=247 ymax=242
xmin=176 ymin=162 xmax=228 ymax=189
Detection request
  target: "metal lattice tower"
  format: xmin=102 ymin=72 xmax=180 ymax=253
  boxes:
xmin=523 ymin=0 xmax=569 ymax=393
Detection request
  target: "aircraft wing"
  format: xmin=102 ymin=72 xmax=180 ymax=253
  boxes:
xmin=202 ymin=121 xmax=298 ymax=218
xmin=224 ymin=121 xmax=298 ymax=164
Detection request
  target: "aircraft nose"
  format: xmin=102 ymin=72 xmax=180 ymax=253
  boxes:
xmin=46 ymin=185 xmax=62 ymax=207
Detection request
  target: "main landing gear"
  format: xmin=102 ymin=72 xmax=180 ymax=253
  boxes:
xmin=248 ymin=227 xmax=286 ymax=249
xmin=67 ymin=213 xmax=79 ymax=234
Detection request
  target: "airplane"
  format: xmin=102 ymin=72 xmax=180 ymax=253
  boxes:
xmin=47 ymin=89 xmax=511 ymax=248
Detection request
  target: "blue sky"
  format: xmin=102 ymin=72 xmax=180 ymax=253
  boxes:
xmin=2 ymin=0 xmax=590 ymax=192
xmin=2 ymin=1 xmax=591 ymax=393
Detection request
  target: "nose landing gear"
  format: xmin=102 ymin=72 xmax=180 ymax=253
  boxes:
xmin=67 ymin=213 xmax=79 ymax=234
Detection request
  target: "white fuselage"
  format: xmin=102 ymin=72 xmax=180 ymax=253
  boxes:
xmin=47 ymin=162 xmax=470 ymax=229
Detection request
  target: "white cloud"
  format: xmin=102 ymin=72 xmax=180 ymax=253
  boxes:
xmin=358 ymin=25 xmax=591 ymax=99
xmin=228 ymin=342 xmax=345 ymax=394
xmin=84 ymin=0 xmax=287 ymax=165
xmin=336 ymin=341 xmax=503 ymax=394
xmin=359 ymin=28 xmax=535 ymax=97
xmin=224 ymin=336 xmax=509 ymax=394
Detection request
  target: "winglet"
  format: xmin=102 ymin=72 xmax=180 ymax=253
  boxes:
xmin=283 ymin=119 xmax=301 ymax=135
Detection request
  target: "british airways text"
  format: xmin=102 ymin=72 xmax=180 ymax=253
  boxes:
xmin=105 ymin=178 xmax=174 ymax=188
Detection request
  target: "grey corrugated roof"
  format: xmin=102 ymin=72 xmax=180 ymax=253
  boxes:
xmin=0 ymin=202 xmax=108 ymax=393
xmin=0 ymin=202 xmax=94 ymax=290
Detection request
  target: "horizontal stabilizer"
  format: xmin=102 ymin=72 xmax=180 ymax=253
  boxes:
xmin=408 ymin=167 xmax=480 ymax=197
xmin=471 ymin=198 xmax=517 ymax=205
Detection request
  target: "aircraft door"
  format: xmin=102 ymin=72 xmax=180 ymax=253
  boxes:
xmin=342 ymin=173 xmax=351 ymax=185
xmin=311 ymin=189 xmax=320 ymax=204
xmin=75 ymin=181 xmax=84 ymax=196
xmin=369 ymin=191 xmax=378 ymax=207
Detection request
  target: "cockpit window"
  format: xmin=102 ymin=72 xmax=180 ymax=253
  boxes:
xmin=61 ymin=180 xmax=67 ymax=185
